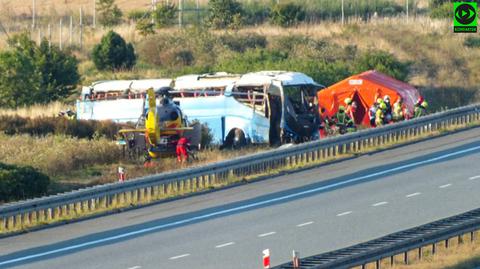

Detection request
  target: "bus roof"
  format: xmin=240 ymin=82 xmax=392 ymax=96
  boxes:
xmin=82 ymin=79 xmax=173 ymax=94
xmin=235 ymin=71 xmax=323 ymax=87
xmin=174 ymin=72 xmax=240 ymax=89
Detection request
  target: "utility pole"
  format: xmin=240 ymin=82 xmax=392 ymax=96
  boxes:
xmin=196 ymin=0 xmax=200 ymax=24
xmin=151 ymin=0 xmax=156 ymax=24
xmin=59 ymin=19 xmax=63 ymax=50
xmin=80 ymin=7 xmax=83 ymax=49
xmin=406 ymin=0 xmax=409 ymax=23
xmin=69 ymin=16 xmax=73 ymax=46
xmin=341 ymin=0 xmax=345 ymax=25
xmin=93 ymin=0 xmax=96 ymax=28
xmin=32 ymin=0 xmax=36 ymax=29
xmin=48 ymin=24 xmax=51 ymax=48
xmin=178 ymin=0 xmax=183 ymax=28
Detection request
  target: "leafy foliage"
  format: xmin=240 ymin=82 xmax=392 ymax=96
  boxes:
xmin=269 ymin=2 xmax=306 ymax=27
xmin=153 ymin=3 xmax=177 ymax=28
xmin=0 ymin=33 xmax=79 ymax=108
xmin=206 ymin=0 xmax=244 ymax=29
xmin=0 ymin=162 xmax=50 ymax=203
xmin=97 ymin=0 xmax=123 ymax=27
xmin=136 ymin=19 xmax=155 ymax=36
xmin=92 ymin=31 xmax=136 ymax=71
xmin=464 ymin=36 xmax=480 ymax=48
xmin=353 ymin=50 xmax=409 ymax=81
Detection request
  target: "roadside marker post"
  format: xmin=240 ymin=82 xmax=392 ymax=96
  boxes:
xmin=292 ymin=250 xmax=300 ymax=268
xmin=263 ymin=249 xmax=270 ymax=268
xmin=118 ymin=166 xmax=126 ymax=182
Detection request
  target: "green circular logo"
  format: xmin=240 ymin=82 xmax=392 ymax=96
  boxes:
xmin=455 ymin=3 xmax=477 ymax=25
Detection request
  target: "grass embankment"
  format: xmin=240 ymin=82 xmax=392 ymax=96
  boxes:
xmin=354 ymin=233 xmax=480 ymax=269
xmin=0 ymin=132 xmax=268 ymax=196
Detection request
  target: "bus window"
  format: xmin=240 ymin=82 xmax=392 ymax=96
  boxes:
xmin=233 ymin=86 xmax=267 ymax=115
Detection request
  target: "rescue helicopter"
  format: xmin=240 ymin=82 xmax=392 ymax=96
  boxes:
xmin=118 ymin=87 xmax=201 ymax=162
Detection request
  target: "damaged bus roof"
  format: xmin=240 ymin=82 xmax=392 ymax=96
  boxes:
xmin=82 ymin=79 xmax=173 ymax=94
xmin=174 ymin=72 xmax=240 ymax=89
xmin=235 ymin=71 xmax=324 ymax=87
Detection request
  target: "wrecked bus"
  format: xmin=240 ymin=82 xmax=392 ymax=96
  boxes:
xmin=173 ymin=71 xmax=324 ymax=147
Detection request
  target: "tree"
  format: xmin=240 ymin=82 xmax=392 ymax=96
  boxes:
xmin=97 ymin=0 xmax=123 ymax=27
xmin=136 ymin=19 xmax=155 ymax=36
xmin=153 ymin=3 xmax=177 ymax=28
xmin=270 ymin=3 xmax=306 ymax=27
xmin=206 ymin=0 xmax=244 ymax=29
xmin=92 ymin=31 xmax=136 ymax=71
xmin=0 ymin=33 xmax=80 ymax=108
xmin=354 ymin=50 xmax=409 ymax=81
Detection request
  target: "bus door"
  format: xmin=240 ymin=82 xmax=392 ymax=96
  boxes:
xmin=267 ymin=81 xmax=283 ymax=146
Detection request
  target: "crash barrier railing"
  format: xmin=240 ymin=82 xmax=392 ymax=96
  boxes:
xmin=271 ymin=207 xmax=480 ymax=269
xmin=1 ymin=104 xmax=480 ymax=233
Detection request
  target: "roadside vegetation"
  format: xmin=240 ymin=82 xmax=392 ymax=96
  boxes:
xmin=0 ymin=0 xmax=479 ymax=200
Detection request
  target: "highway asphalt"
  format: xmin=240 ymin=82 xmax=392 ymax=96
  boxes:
xmin=1 ymin=128 xmax=480 ymax=269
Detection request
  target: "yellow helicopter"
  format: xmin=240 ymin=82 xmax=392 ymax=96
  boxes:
xmin=118 ymin=87 xmax=200 ymax=162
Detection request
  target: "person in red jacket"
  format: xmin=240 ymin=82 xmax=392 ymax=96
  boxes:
xmin=176 ymin=136 xmax=190 ymax=163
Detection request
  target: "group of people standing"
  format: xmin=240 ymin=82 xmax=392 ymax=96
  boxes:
xmin=319 ymin=95 xmax=429 ymax=137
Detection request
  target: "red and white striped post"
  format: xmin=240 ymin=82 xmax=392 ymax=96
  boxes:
xmin=118 ymin=166 xmax=126 ymax=182
xmin=292 ymin=250 xmax=300 ymax=269
xmin=263 ymin=249 xmax=270 ymax=269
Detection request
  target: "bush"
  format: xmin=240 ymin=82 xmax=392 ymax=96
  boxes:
xmin=219 ymin=33 xmax=267 ymax=52
xmin=206 ymin=0 xmax=244 ymax=29
xmin=429 ymin=2 xmax=452 ymax=19
xmin=153 ymin=3 xmax=177 ymax=28
xmin=0 ymin=162 xmax=50 ymax=203
xmin=97 ymin=0 xmax=123 ymax=27
xmin=0 ymin=33 xmax=80 ymax=108
xmin=270 ymin=2 xmax=306 ymax=27
xmin=353 ymin=50 xmax=409 ymax=81
xmin=92 ymin=31 xmax=136 ymax=71
xmin=136 ymin=19 xmax=155 ymax=36
xmin=127 ymin=10 xmax=149 ymax=22
xmin=0 ymin=115 xmax=125 ymax=140
xmin=464 ymin=36 xmax=480 ymax=48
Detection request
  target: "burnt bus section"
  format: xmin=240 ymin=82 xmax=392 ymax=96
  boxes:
xmin=281 ymin=85 xmax=321 ymax=143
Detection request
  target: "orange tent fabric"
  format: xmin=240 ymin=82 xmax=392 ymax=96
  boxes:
xmin=318 ymin=70 xmax=421 ymax=126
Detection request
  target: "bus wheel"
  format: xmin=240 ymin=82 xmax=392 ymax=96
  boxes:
xmin=224 ymin=129 xmax=247 ymax=149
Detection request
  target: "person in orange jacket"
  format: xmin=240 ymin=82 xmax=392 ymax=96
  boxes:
xmin=176 ymin=135 xmax=190 ymax=163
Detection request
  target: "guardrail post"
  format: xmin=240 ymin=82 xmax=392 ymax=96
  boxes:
xmin=138 ymin=189 xmax=145 ymax=203
xmin=390 ymin=255 xmax=394 ymax=266
xmin=432 ymin=243 xmax=436 ymax=255
xmin=404 ymin=251 xmax=408 ymax=264
xmin=361 ymin=264 xmax=366 ymax=269
xmin=445 ymin=238 xmax=449 ymax=248
xmin=376 ymin=259 xmax=381 ymax=269
xmin=471 ymin=231 xmax=475 ymax=242
xmin=458 ymin=234 xmax=464 ymax=244
xmin=46 ymin=208 xmax=53 ymax=222
xmin=54 ymin=207 xmax=60 ymax=220
xmin=7 ymin=215 xmax=14 ymax=230
xmin=418 ymin=246 xmax=422 ymax=260
xmin=0 ymin=217 xmax=5 ymax=232
xmin=14 ymin=214 xmax=22 ymax=229
xmin=61 ymin=205 xmax=68 ymax=217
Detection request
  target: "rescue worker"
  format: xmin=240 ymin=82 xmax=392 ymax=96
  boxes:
xmin=346 ymin=101 xmax=358 ymax=124
xmin=393 ymin=97 xmax=404 ymax=122
xmin=376 ymin=102 xmax=386 ymax=127
xmin=176 ymin=135 xmax=191 ymax=163
xmin=383 ymin=95 xmax=392 ymax=124
xmin=335 ymin=106 xmax=354 ymax=134
xmin=414 ymin=99 xmax=428 ymax=118
xmin=318 ymin=107 xmax=328 ymax=138
xmin=368 ymin=102 xmax=378 ymax=127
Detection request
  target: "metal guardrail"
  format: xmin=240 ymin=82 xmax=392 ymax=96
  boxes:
xmin=1 ymin=104 xmax=480 ymax=233
xmin=272 ymin=207 xmax=480 ymax=269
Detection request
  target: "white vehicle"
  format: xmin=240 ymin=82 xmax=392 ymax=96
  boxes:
xmin=76 ymin=79 xmax=173 ymax=122
xmin=173 ymin=71 xmax=324 ymax=146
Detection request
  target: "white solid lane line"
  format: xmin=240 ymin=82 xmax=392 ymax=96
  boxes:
xmin=469 ymin=175 xmax=480 ymax=180
xmin=127 ymin=266 xmax=141 ymax=269
xmin=372 ymin=201 xmax=388 ymax=207
xmin=297 ymin=221 xmax=314 ymax=227
xmin=3 ymin=145 xmax=480 ymax=267
xmin=169 ymin=254 xmax=190 ymax=260
xmin=258 ymin=232 xmax=276 ymax=237
xmin=215 ymin=242 xmax=235 ymax=248
xmin=337 ymin=211 xmax=352 ymax=217
xmin=406 ymin=192 xmax=421 ymax=198
xmin=439 ymin=184 xmax=452 ymax=188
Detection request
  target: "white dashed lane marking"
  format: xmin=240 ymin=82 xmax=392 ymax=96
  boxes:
xmin=439 ymin=184 xmax=452 ymax=189
xmin=169 ymin=254 xmax=190 ymax=260
xmin=258 ymin=232 xmax=276 ymax=238
xmin=372 ymin=201 xmax=388 ymax=207
xmin=337 ymin=211 xmax=352 ymax=216
xmin=215 ymin=242 xmax=235 ymax=248
xmin=406 ymin=192 xmax=421 ymax=198
xmin=469 ymin=175 xmax=480 ymax=180
xmin=127 ymin=266 xmax=141 ymax=269
xmin=297 ymin=221 xmax=314 ymax=227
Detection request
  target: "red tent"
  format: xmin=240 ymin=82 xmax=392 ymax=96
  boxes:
xmin=318 ymin=70 xmax=421 ymax=125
